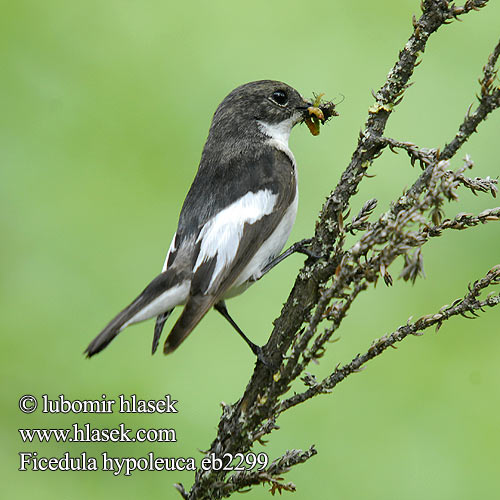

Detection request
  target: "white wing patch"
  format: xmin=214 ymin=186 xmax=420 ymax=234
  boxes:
xmin=162 ymin=232 xmax=177 ymax=272
xmin=193 ymin=189 xmax=278 ymax=290
xmin=231 ymin=190 xmax=298 ymax=290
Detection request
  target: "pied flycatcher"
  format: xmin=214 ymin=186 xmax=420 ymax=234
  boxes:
xmin=85 ymin=80 xmax=327 ymax=364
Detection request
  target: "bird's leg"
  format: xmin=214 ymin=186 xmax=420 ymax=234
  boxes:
xmin=258 ymin=238 xmax=322 ymax=279
xmin=214 ymin=301 xmax=275 ymax=369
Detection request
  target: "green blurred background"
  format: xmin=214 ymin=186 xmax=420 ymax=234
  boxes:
xmin=2 ymin=0 xmax=499 ymax=498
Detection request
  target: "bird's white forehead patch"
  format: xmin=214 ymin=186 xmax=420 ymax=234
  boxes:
xmin=193 ymin=189 xmax=278 ymax=290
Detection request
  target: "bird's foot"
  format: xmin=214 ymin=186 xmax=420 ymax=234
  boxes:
xmin=251 ymin=344 xmax=281 ymax=372
xmin=293 ymin=238 xmax=323 ymax=261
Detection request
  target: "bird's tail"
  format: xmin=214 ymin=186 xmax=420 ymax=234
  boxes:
xmin=85 ymin=295 xmax=146 ymax=357
xmin=152 ymin=310 xmax=173 ymax=355
xmin=163 ymin=294 xmax=215 ymax=354
xmin=85 ymin=271 xmax=188 ymax=357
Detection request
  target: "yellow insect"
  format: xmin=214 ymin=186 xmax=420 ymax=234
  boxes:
xmin=305 ymin=92 xmax=338 ymax=136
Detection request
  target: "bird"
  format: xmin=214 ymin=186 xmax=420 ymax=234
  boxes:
xmin=85 ymin=80 xmax=322 ymax=365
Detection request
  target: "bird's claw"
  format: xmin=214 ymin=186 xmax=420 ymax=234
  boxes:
xmin=253 ymin=345 xmax=281 ymax=371
xmin=294 ymin=238 xmax=323 ymax=261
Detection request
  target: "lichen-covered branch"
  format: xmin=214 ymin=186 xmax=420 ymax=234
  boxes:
xmin=281 ymin=156 xmax=498 ymax=381
xmin=181 ymin=2 xmax=499 ymax=498
xmin=403 ymin=35 xmax=500 ymax=202
xmin=216 ymin=447 xmax=318 ymax=497
xmin=279 ymin=266 xmax=500 ymax=413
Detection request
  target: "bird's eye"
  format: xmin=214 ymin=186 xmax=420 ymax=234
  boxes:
xmin=270 ymin=90 xmax=288 ymax=107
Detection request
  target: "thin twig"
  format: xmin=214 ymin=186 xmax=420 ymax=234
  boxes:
xmin=279 ymin=266 xmax=500 ymax=413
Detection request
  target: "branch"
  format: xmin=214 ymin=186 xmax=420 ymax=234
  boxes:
xmin=217 ymin=447 xmax=317 ymax=497
xmin=182 ymin=3 xmax=499 ymax=498
xmin=402 ymin=35 xmax=500 ymax=203
xmin=279 ymin=265 xmax=500 ymax=412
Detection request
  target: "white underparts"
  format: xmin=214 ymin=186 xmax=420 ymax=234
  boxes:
xmin=193 ymin=189 xmax=278 ymax=291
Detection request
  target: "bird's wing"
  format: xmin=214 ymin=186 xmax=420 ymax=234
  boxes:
xmin=163 ymin=146 xmax=297 ymax=354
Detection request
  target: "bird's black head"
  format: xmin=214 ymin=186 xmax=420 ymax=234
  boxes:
xmin=222 ymin=80 xmax=311 ymax=125
xmin=206 ymin=80 xmax=312 ymax=146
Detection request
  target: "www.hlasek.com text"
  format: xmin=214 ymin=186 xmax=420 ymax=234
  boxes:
xmin=19 ymin=423 xmax=176 ymax=443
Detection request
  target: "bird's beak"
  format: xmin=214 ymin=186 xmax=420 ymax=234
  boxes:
xmin=296 ymin=100 xmax=315 ymax=120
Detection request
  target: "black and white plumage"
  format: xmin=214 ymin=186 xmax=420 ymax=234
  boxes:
xmin=85 ymin=80 xmax=314 ymax=361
